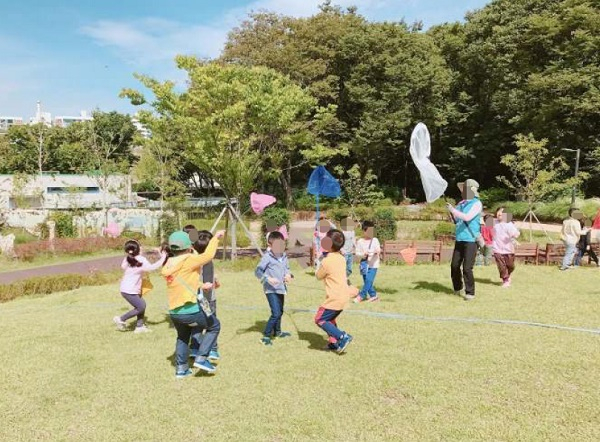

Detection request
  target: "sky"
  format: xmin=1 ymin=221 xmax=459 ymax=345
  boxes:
xmin=0 ymin=0 xmax=490 ymax=120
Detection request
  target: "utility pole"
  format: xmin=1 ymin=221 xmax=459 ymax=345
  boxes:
xmin=562 ymin=148 xmax=581 ymax=206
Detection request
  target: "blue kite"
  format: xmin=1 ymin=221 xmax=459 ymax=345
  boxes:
xmin=307 ymin=166 xmax=341 ymax=256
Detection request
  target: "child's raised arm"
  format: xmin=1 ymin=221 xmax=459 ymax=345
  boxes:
xmin=187 ymin=231 xmax=225 ymax=271
xmin=139 ymin=251 xmax=168 ymax=272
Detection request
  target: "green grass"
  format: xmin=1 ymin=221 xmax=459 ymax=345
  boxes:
xmin=1 ymin=263 xmax=599 ymax=441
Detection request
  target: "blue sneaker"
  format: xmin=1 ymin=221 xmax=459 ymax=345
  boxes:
xmin=326 ymin=343 xmax=339 ymax=351
xmin=336 ymin=334 xmax=353 ymax=354
xmin=276 ymin=331 xmax=292 ymax=338
xmin=175 ymin=368 xmax=193 ymax=379
xmin=260 ymin=337 xmax=273 ymax=346
xmin=208 ymin=350 xmax=220 ymax=361
xmin=189 ymin=349 xmax=199 ymax=359
xmin=193 ymin=359 xmax=216 ymax=373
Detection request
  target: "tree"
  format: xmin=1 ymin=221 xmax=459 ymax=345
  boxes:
xmin=334 ymin=164 xmax=384 ymax=208
xmin=122 ymin=59 xmax=332 ymax=256
xmin=496 ymin=134 xmax=587 ymax=207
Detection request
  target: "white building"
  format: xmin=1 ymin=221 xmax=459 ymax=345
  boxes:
xmin=0 ymin=174 xmax=133 ymax=210
xmin=29 ymin=101 xmax=52 ymax=127
xmin=0 ymin=116 xmax=24 ymax=132
xmin=131 ymin=117 xmax=151 ymax=139
xmin=54 ymin=110 xmax=93 ymax=128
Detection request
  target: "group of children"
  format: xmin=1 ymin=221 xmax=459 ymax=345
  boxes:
xmin=113 ymin=216 xmax=382 ymax=377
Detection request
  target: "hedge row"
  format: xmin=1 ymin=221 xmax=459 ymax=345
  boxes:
xmin=0 ymin=271 xmax=122 ymax=303
xmin=13 ymin=237 xmax=124 ymax=262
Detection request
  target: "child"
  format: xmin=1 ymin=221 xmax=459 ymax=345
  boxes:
xmin=492 ymin=209 xmax=520 ymax=287
xmin=161 ymin=229 xmax=225 ymax=378
xmin=574 ymin=219 xmax=599 ymax=267
xmin=481 ymin=214 xmax=494 ymax=266
xmin=314 ymin=215 xmax=336 ymax=268
xmin=341 ymin=217 xmax=356 ymax=285
xmin=354 ymin=220 xmax=381 ymax=303
xmin=560 ymin=208 xmax=583 ymax=271
xmin=315 ymin=229 xmax=357 ymax=353
xmin=113 ymin=240 xmax=166 ymax=333
xmin=255 ymin=231 xmax=293 ymax=346
xmin=189 ymin=230 xmax=222 ymax=361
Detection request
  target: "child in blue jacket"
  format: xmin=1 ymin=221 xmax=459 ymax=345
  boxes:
xmin=255 ymin=231 xmax=293 ymax=345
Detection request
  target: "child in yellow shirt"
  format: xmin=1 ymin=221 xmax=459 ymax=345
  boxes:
xmin=315 ymin=229 xmax=358 ymax=354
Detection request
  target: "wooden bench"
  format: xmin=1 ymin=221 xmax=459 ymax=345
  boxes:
xmin=541 ymin=243 xmax=565 ymax=265
xmin=514 ymin=243 xmax=539 ymax=265
xmin=414 ymin=240 xmax=443 ymax=263
xmin=382 ymin=240 xmax=414 ymax=262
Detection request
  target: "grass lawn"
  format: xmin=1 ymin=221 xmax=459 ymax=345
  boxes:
xmin=1 ymin=263 xmax=599 ymax=441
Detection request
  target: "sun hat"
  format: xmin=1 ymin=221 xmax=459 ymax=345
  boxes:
xmin=457 ymin=179 xmax=480 ymax=198
xmin=168 ymin=231 xmax=192 ymax=250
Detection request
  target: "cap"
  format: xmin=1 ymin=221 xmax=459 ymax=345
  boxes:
xmin=168 ymin=231 xmax=192 ymax=250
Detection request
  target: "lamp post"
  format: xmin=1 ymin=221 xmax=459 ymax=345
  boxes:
xmin=562 ymin=148 xmax=581 ymax=206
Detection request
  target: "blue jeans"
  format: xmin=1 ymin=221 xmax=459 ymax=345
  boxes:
xmin=345 ymin=253 xmax=353 ymax=277
xmin=264 ymin=293 xmax=285 ymax=337
xmin=170 ymin=311 xmax=220 ymax=372
xmin=359 ymin=268 xmax=378 ymax=299
xmin=190 ymin=300 xmax=219 ymax=352
xmin=314 ymin=307 xmax=344 ymax=343
xmin=561 ymin=243 xmax=577 ymax=269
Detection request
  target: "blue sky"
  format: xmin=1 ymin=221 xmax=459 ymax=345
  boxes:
xmin=0 ymin=0 xmax=489 ymax=120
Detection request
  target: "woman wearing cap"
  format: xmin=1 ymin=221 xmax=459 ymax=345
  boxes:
xmin=446 ymin=179 xmax=483 ymax=301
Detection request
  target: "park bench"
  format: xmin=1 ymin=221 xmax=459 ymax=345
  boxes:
xmin=541 ymin=243 xmax=565 ymax=265
xmin=382 ymin=240 xmax=414 ymax=262
xmin=414 ymin=240 xmax=443 ymax=263
xmin=514 ymin=243 xmax=539 ymax=265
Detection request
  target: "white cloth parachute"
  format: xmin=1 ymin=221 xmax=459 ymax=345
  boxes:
xmin=409 ymin=122 xmax=448 ymax=203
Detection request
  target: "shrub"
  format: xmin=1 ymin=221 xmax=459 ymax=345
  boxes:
xmin=120 ymin=230 xmax=146 ymax=241
xmin=156 ymin=213 xmax=179 ymax=241
xmin=50 ymin=212 xmax=76 ymax=238
xmin=354 ymin=206 xmax=375 ymax=223
xmin=433 ymin=222 xmax=455 ymax=241
xmin=374 ymin=208 xmax=397 ymax=241
xmin=261 ymin=207 xmax=291 ymax=246
xmin=479 ymin=187 xmax=510 ymax=208
xmin=13 ymin=237 xmax=123 ymax=262
xmin=380 ymin=185 xmax=404 ymax=204
xmin=0 ymin=271 xmax=121 ymax=303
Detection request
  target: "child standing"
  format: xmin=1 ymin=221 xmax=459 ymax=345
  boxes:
xmin=113 ymin=240 xmax=166 ymax=333
xmin=315 ymin=229 xmax=356 ymax=353
xmin=255 ymin=231 xmax=293 ymax=346
xmin=354 ymin=220 xmax=381 ymax=303
xmin=481 ymin=214 xmax=494 ymax=266
xmin=190 ymin=230 xmax=222 ymax=361
xmin=341 ymin=217 xmax=356 ymax=285
xmin=560 ymin=208 xmax=583 ymax=270
xmin=161 ymin=229 xmax=225 ymax=378
xmin=492 ymin=209 xmax=520 ymax=287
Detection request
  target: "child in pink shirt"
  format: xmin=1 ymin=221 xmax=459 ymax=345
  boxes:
xmin=113 ymin=240 xmax=166 ymax=332
xmin=492 ymin=209 xmax=520 ymax=288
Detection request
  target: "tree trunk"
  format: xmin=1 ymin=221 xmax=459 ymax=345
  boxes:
xmin=230 ymin=204 xmax=237 ymax=261
xmin=281 ymin=160 xmax=293 ymax=209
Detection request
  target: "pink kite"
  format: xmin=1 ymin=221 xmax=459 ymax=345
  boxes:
xmin=251 ymin=192 xmax=277 ymax=215
xmin=278 ymin=224 xmax=288 ymax=240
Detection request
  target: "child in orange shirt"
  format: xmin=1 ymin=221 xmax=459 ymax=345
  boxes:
xmin=315 ymin=229 xmax=358 ymax=354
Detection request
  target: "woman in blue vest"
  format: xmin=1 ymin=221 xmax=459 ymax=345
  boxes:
xmin=447 ymin=179 xmax=483 ymax=301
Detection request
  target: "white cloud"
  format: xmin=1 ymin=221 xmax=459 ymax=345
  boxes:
xmin=80 ymin=18 xmax=228 ymax=65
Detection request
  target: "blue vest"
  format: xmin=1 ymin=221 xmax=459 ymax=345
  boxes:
xmin=455 ymin=198 xmax=481 ymax=242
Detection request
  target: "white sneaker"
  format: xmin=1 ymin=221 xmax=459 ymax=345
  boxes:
xmin=113 ymin=316 xmax=126 ymax=331
xmin=134 ymin=325 xmax=152 ymax=333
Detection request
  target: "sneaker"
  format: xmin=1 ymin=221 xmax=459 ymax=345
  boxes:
xmin=454 ymin=290 xmax=463 ymax=297
xmin=463 ymin=294 xmax=475 ymax=301
xmin=276 ymin=331 xmax=292 ymax=338
xmin=193 ymin=359 xmax=216 ymax=373
xmin=113 ymin=316 xmax=126 ymax=331
xmin=367 ymin=295 xmax=379 ymax=302
xmin=353 ymin=295 xmax=364 ymax=304
xmin=189 ymin=349 xmax=199 ymax=359
xmin=260 ymin=337 xmax=273 ymax=346
xmin=208 ymin=350 xmax=220 ymax=361
xmin=134 ymin=325 xmax=152 ymax=333
xmin=326 ymin=343 xmax=339 ymax=351
xmin=501 ymin=281 xmax=510 ymax=288
xmin=336 ymin=334 xmax=353 ymax=354
xmin=175 ymin=368 xmax=193 ymax=379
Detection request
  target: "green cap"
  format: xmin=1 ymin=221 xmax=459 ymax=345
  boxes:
xmin=168 ymin=231 xmax=192 ymax=250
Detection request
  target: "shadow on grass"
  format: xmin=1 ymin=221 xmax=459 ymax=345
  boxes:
xmin=377 ymin=286 xmax=399 ymax=295
xmin=412 ymin=281 xmax=454 ymax=295
xmin=297 ymin=330 xmax=328 ymax=351
xmin=146 ymin=314 xmax=172 ymax=328
xmin=236 ymin=320 xmax=267 ymax=336
xmin=475 ymin=277 xmax=502 ymax=287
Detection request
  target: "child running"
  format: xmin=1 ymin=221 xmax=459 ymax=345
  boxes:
xmin=354 ymin=220 xmax=381 ymax=303
xmin=189 ymin=230 xmax=221 ymax=361
xmin=113 ymin=240 xmax=166 ymax=333
xmin=492 ymin=208 xmax=520 ymax=287
xmin=255 ymin=231 xmax=293 ymax=346
xmin=161 ymin=229 xmax=225 ymax=378
xmin=315 ymin=229 xmax=357 ymax=353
